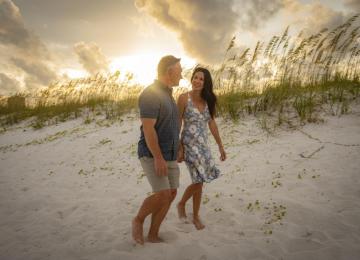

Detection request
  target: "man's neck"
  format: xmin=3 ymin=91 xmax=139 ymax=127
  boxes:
xmin=158 ymin=77 xmax=172 ymax=89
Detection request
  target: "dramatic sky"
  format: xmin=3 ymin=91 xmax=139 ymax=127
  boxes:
xmin=0 ymin=0 xmax=359 ymax=95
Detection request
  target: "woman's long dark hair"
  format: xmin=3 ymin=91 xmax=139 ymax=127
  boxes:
xmin=191 ymin=67 xmax=217 ymax=118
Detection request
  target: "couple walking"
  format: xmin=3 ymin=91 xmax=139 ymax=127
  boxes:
xmin=132 ymin=55 xmax=226 ymax=245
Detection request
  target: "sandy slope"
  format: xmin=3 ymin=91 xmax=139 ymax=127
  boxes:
xmin=0 ymin=106 xmax=359 ymax=260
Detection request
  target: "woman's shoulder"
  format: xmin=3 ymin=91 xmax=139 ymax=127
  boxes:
xmin=180 ymin=91 xmax=191 ymax=97
xmin=178 ymin=92 xmax=189 ymax=102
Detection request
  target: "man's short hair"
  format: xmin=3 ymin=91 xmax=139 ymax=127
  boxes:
xmin=157 ymin=55 xmax=181 ymax=77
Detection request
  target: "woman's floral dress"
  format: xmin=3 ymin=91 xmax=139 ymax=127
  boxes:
xmin=181 ymin=93 xmax=220 ymax=183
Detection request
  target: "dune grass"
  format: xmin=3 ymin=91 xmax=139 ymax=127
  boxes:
xmin=217 ymin=77 xmax=360 ymax=125
xmin=0 ymin=92 xmax=140 ymax=129
xmin=1 ymin=77 xmax=357 ymax=130
xmin=214 ymin=14 xmax=360 ymax=127
xmin=1 ymin=15 xmax=359 ymax=130
xmin=0 ymin=72 xmax=142 ymax=129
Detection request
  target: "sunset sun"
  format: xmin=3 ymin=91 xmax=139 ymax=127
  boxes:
xmin=109 ymin=52 xmax=196 ymax=86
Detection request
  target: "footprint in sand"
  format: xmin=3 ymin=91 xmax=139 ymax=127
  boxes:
xmin=115 ymin=241 xmax=135 ymax=252
xmin=174 ymin=222 xmax=193 ymax=234
xmin=56 ymin=205 xmax=79 ymax=219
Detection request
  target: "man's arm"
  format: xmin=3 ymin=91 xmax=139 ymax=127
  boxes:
xmin=141 ymin=118 xmax=168 ymax=176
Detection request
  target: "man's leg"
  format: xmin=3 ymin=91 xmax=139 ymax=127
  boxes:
xmin=147 ymin=166 xmax=178 ymax=242
xmin=170 ymin=188 xmax=177 ymax=203
xmin=132 ymin=189 xmax=171 ymax=244
xmin=147 ymin=189 xmax=173 ymax=242
xmin=133 ymin=156 xmax=173 ymax=244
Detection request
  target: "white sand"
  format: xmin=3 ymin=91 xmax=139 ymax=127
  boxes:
xmin=1 ymin=105 xmax=360 ymax=260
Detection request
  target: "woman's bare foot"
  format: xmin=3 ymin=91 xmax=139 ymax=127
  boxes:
xmin=147 ymin=236 xmax=165 ymax=243
xmin=177 ymin=203 xmax=187 ymax=220
xmin=193 ymin=217 xmax=205 ymax=230
xmin=132 ymin=217 xmax=144 ymax=245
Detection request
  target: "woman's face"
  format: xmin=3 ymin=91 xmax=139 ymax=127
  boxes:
xmin=191 ymin=71 xmax=205 ymax=91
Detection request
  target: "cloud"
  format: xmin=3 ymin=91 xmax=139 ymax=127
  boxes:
xmin=134 ymin=0 xmax=287 ymax=64
xmin=0 ymin=72 xmax=21 ymax=94
xmin=11 ymin=57 xmax=57 ymax=85
xmin=0 ymin=0 xmax=50 ymax=58
xmin=303 ymin=3 xmax=345 ymax=33
xmin=0 ymin=0 xmax=57 ymax=94
xmin=283 ymin=0 xmax=346 ymax=35
xmin=343 ymin=0 xmax=360 ymax=12
xmin=237 ymin=0 xmax=284 ymax=30
xmin=134 ymin=0 xmax=352 ymax=63
xmin=74 ymin=42 xmax=109 ymax=75
xmin=135 ymin=0 xmax=239 ymax=64
xmin=131 ymin=15 xmax=156 ymax=38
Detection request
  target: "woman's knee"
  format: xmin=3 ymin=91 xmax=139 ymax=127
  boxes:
xmin=192 ymin=183 xmax=203 ymax=191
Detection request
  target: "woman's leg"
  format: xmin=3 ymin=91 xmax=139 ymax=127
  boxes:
xmin=177 ymin=183 xmax=199 ymax=219
xmin=192 ymin=183 xmax=205 ymax=230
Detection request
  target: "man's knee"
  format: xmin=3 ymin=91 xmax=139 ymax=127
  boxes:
xmin=156 ymin=190 xmax=172 ymax=205
xmin=170 ymin=189 xmax=177 ymax=202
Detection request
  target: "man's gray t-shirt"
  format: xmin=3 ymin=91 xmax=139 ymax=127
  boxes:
xmin=137 ymin=80 xmax=180 ymax=161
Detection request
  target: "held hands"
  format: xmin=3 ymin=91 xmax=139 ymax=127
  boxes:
xmin=154 ymin=157 xmax=168 ymax=176
xmin=177 ymin=144 xmax=185 ymax=163
xmin=219 ymin=145 xmax=226 ymax=161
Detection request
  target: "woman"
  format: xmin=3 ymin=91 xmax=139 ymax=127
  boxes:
xmin=177 ymin=67 xmax=226 ymax=230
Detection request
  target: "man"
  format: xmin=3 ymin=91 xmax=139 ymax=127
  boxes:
xmin=132 ymin=55 xmax=182 ymax=244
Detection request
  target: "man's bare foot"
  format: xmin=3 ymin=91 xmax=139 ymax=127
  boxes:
xmin=193 ymin=218 xmax=205 ymax=230
xmin=177 ymin=203 xmax=187 ymax=219
xmin=132 ymin=217 xmax=144 ymax=245
xmin=147 ymin=236 xmax=165 ymax=243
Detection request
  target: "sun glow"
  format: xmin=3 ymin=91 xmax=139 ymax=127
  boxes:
xmin=61 ymin=53 xmax=197 ymax=88
xmin=110 ymin=52 xmax=196 ymax=87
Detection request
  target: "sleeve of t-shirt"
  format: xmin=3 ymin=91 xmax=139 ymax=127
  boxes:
xmin=138 ymin=89 xmax=160 ymax=119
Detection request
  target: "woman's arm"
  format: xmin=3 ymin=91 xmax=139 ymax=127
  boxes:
xmin=208 ymin=118 xmax=226 ymax=161
xmin=176 ymin=93 xmax=187 ymax=162
xmin=177 ymin=93 xmax=186 ymax=130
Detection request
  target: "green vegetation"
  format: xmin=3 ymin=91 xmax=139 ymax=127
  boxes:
xmin=0 ymin=15 xmax=359 ymax=129
xmin=215 ymin=14 xmax=360 ymax=125
xmin=0 ymin=72 xmax=141 ymax=129
xmin=217 ymin=77 xmax=360 ymax=125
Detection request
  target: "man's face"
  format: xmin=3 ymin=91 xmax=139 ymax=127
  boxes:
xmin=169 ymin=62 xmax=182 ymax=87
